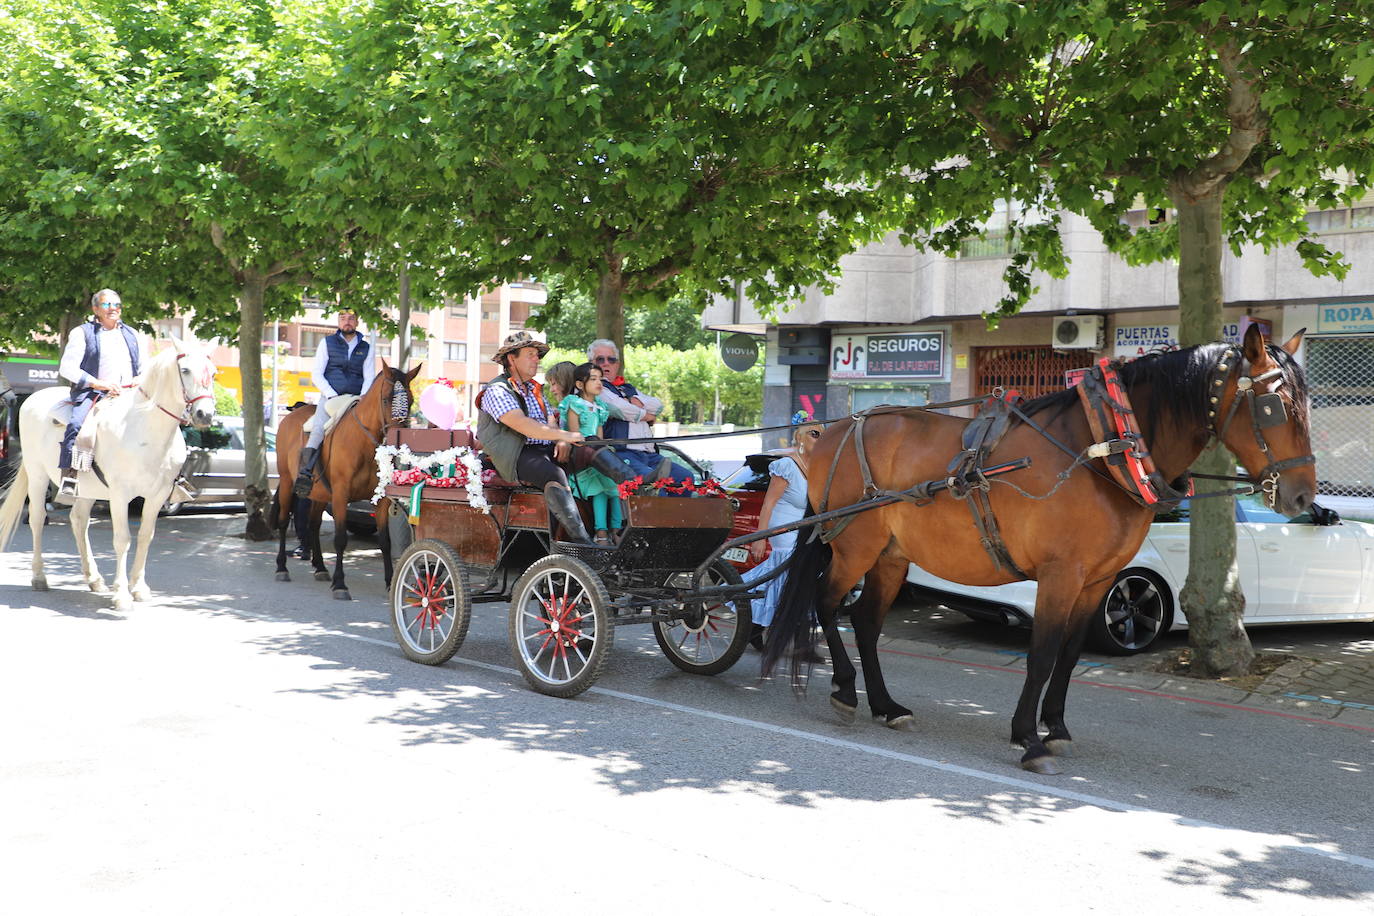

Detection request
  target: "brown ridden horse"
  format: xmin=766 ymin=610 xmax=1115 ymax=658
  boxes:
xmin=273 ymin=360 xmax=421 ymax=599
xmin=763 ymin=326 xmax=1316 ymax=774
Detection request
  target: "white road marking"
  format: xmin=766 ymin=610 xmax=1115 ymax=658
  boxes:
xmin=227 ymin=606 xmax=1374 ymax=873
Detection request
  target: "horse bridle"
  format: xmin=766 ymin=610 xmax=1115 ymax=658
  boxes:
xmin=138 ymin=351 xmax=214 ymax=424
xmin=349 ymin=374 xmax=412 ymax=447
xmin=1206 ymin=345 xmax=1315 ymax=507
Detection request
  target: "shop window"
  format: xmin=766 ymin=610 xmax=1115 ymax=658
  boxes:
xmin=973 ymin=346 xmax=1084 ymax=399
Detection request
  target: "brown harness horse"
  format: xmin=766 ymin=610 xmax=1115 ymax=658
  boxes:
xmin=273 ymin=361 xmax=421 ymax=599
xmin=764 ymin=326 xmax=1316 ymax=774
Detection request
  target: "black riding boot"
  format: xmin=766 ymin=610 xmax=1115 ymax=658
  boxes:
xmin=293 ymin=447 xmax=319 ymax=499
xmin=544 ymin=483 xmax=594 ymax=545
xmin=588 ymin=447 xmax=634 ymax=484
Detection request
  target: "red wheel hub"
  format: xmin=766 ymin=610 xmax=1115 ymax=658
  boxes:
xmin=407 ymin=567 xmax=449 ymax=630
xmin=535 ymin=592 xmax=588 ymax=660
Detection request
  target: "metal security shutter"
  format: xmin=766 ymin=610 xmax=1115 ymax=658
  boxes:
xmin=972 ymin=346 xmax=1085 ymax=399
xmin=1306 ymin=336 xmax=1374 ymax=496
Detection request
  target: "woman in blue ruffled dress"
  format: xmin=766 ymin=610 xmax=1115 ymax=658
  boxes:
xmin=744 ymin=412 xmax=823 ymax=651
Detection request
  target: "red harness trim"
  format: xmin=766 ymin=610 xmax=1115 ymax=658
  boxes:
xmin=1078 ymin=358 xmax=1193 ymax=507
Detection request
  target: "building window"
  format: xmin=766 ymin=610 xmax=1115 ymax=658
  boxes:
xmin=958 ymin=200 xmax=1047 ymax=258
xmin=1121 ymin=207 xmax=1173 ymax=229
xmin=1306 ymin=206 xmax=1374 ymax=233
xmin=972 ymin=346 xmax=1085 ymax=399
xmin=300 ymin=328 xmax=332 ymax=356
xmin=444 ymin=342 xmax=468 ymax=362
xmin=448 ymin=303 xmax=468 ymax=318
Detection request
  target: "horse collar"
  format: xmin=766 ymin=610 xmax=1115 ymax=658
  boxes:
xmin=1077 ymin=359 xmax=1191 ymax=509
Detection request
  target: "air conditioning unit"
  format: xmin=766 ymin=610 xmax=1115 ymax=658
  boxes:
xmin=1050 ymin=316 xmax=1104 ymax=349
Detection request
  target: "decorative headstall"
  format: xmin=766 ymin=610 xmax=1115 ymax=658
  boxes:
xmin=1076 ymin=358 xmax=1193 ymax=510
xmin=1205 ymin=345 xmax=1315 ymax=508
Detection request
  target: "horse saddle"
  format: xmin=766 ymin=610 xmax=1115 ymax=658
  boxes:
xmin=321 ymin=395 xmax=361 ymax=435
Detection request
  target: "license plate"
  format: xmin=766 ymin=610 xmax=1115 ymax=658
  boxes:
xmin=722 ymin=547 xmax=748 ymax=563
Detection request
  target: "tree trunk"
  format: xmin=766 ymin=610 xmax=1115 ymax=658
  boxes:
xmin=595 ymin=270 xmax=626 ymax=357
xmin=237 ymin=273 xmax=275 ymax=541
xmin=1172 ymin=180 xmax=1253 ymax=676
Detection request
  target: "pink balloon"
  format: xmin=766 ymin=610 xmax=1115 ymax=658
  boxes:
xmin=418 ymin=382 xmax=462 ymax=430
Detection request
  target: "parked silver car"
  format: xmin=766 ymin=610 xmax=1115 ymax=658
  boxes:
xmin=168 ymin=416 xmax=279 ymax=513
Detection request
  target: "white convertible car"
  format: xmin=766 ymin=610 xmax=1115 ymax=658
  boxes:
xmin=905 ymin=493 xmax=1374 ymax=654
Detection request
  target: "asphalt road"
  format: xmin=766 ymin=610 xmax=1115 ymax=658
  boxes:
xmin=3 ymin=508 xmax=1373 ymax=914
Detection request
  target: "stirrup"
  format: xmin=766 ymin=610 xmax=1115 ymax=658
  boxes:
xmin=169 ymin=477 xmax=199 ymax=504
xmin=293 ymin=473 xmax=315 ymax=499
xmin=54 ymin=475 xmax=79 ymax=505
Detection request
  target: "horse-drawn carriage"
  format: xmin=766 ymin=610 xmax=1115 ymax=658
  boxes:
xmin=379 ymin=427 xmax=753 ymax=697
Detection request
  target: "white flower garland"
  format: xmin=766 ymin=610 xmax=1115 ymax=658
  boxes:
xmin=373 ymin=443 xmax=491 ymax=513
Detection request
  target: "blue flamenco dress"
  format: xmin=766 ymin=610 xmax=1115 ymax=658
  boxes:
xmin=742 ymin=455 xmax=809 ymax=627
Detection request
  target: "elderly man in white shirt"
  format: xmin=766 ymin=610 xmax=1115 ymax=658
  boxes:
xmin=293 ymin=307 xmax=377 ymax=497
xmin=56 ymin=288 xmax=196 ymax=503
xmin=587 ymin=338 xmax=689 ymax=486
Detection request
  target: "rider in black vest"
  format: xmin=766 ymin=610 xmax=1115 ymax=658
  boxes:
xmin=294 ymin=307 xmax=375 ymax=498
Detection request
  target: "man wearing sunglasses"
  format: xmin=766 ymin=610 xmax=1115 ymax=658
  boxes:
xmin=587 ymin=338 xmax=692 ymax=487
xmin=56 ymin=289 xmax=152 ymax=501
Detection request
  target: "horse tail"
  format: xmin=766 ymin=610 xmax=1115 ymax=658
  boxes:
xmin=760 ymin=513 xmax=831 ymax=685
xmin=0 ymin=463 xmax=29 ymax=551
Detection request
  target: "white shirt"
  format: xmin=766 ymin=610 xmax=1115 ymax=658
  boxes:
xmin=59 ymin=323 xmax=151 ymax=389
xmin=597 ymin=385 xmax=664 ymax=452
xmin=311 ymin=332 xmax=377 ymax=399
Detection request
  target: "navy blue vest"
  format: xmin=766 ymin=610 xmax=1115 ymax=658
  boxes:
xmin=323 ymin=331 xmax=370 ymax=395
xmin=600 ymin=377 xmax=640 ymax=442
xmin=76 ymin=321 xmax=141 ymax=392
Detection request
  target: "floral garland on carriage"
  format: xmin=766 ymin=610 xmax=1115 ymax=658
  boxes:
xmin=616 ymin=474 xmax=730 ymax=500
xmin=372 ymin=443 xmax=495 ymax=514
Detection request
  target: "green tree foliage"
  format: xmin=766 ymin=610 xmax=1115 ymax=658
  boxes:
xmin=330 ymin=0 xmax=893 ymax=352
xmin=531 ymin=275 xmax=714 ymax=351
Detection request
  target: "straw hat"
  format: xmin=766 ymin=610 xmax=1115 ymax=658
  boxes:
xmin=492 ymin=329 xmax=550 ymax=363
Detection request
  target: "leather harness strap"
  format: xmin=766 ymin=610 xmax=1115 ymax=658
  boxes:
xmin=943 ymin=391 xmax=1030 ymax=578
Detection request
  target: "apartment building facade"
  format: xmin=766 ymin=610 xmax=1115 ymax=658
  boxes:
xmin=702 ymin=202 xmax=1374 ymax=497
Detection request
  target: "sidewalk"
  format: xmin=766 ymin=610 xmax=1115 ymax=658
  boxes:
xmin=870 ymin=603 xmax=1374 ymax=730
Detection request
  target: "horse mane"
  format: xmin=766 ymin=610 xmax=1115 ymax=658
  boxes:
xmin=1018 ymin=342 xmax=1310 ymax=439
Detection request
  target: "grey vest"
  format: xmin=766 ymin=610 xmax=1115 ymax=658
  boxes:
xmin=476 ymin=374 xmax=537 ymax=482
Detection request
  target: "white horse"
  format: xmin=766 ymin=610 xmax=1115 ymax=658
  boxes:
xmin=0 ymin=341 xmax=217 ymax=610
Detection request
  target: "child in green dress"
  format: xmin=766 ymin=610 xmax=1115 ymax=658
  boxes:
xmin=561 ymin=362 xmax=628 ymax=545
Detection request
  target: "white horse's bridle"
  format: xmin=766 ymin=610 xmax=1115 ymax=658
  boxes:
xmin=138 ymin=351 xmax=214 ymax=424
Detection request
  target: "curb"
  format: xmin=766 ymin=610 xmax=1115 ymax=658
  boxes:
xmin=865 ymin=629 xmax=1374 ymax=732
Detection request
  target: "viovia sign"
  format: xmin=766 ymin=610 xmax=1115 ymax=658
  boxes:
xmin=719 ymin=333 xmax=759 ymax=372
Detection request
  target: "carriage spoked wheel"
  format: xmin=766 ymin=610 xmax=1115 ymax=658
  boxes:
xmin=508 ymin=554 xmax=613 ymax=698
xmin=390 ymin=539 xmax=473 ymax=666
xmin=654 ymin=560 xmax=752 ymax=676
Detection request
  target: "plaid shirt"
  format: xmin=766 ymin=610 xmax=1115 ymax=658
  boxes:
xmin=479 ymin=376 xmax=551 ymax=445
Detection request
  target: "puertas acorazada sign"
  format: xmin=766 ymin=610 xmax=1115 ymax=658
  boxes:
xmin=1112 ymin=318 xmax=1271 ymax=358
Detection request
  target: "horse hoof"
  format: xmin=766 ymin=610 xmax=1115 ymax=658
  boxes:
xmin=275 ymin=571 xmax=291 ymax=582
xmin=113 ymin=596 xmax=133 ymax=612
xmin=1021 ymin=754 xmax=1062 ymax=776
xmin=314 ymin=570 xmax=330 ymax=582
xmin=332 ymin=589 xmax=352 ymax=601
xmin=131 ymin=588 xmax=151 ymax=602
xmin=829 ymin=695 xmax=857 ymax=724
xmin=31 ymin=578 xmax=48 ymax=591
xmin=1044 ymin=739 xmax=1074 ymax=758
xmin=89 ymin=580 xmax=109 ymax=594
xmin=884 ymin=713 xmax=915 ymax=731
